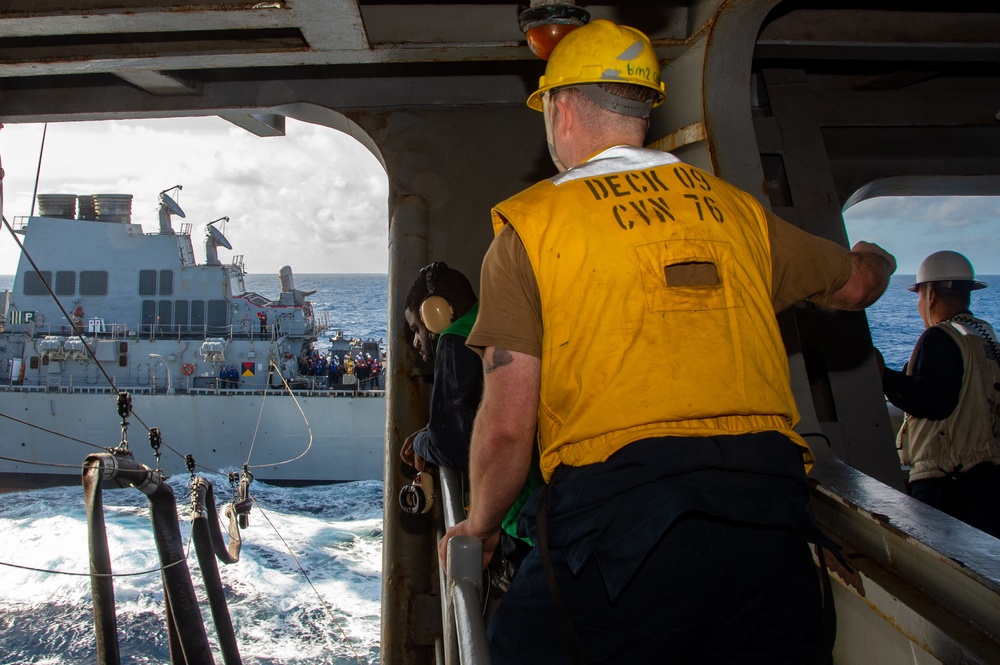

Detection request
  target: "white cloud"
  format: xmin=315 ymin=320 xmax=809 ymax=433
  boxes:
xmin=0 ymin=117 xmax=389 ymax=275
xmin=6 ymin=120 xmax=995 ymax=278
xmin=844 ymin=195 xmax=1000 ymax=274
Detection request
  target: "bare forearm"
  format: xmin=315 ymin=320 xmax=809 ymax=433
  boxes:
xmin=466 ymin=348 xmax=539 ymax=536
xmin=830 ymin=241 xmax=896 ymax=310
xmin=439 ymin=348 xmax=540 ymax=569
xmin=466 ymin=420 xmax=534 ymax=536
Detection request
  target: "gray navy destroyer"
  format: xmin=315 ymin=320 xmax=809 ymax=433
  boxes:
xmin=0 ymin=188 xmax=384 ymax=485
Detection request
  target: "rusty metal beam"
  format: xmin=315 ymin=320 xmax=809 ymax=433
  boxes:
xmin=810 ymin=451 xmax=1000 ymax=664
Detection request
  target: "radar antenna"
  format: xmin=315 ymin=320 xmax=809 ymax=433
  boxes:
xmin=204 ymin=216 xmax=232 ymax=265
xmin=157 ymin=185 xmax=185 ymax=235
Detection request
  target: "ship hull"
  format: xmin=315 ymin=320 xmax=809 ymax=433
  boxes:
xmin=0 ymin=389 xmax=385 ymax=483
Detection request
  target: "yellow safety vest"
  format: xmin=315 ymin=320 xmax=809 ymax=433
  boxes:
xmin=492 ymin=146 xmax=806 ymax=481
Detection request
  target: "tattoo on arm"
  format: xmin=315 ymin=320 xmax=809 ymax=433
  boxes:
xmin=485 ymin=348 xmax=514 ymax=374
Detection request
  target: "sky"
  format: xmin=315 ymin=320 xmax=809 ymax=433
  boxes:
xmin=0 ymin=117 xmax=997 ymax=276
xmin=843 ymin=195 xmax=1000 ymax=275
xmin=0 ymin=117 xmax=389 ymax=276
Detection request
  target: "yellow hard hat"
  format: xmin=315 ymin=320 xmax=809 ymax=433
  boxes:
xmin=526 ymin=19 xmax=665 ymax=112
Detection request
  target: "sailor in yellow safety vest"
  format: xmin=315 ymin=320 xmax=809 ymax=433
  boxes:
xmin=439 ymin=19 xmax=896 ymax=664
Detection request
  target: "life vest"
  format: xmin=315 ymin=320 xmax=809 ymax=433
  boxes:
xmin=493 ymin=145 xmax=805 ymax=481
xmin=897 ymin=315 xmax=1000 ymax=481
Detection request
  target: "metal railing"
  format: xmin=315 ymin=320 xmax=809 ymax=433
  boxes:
xmin=439 ymin=466 xmax=491 ymax=665
xmin=0 ymin=378 xmax=387 ymax=398
xmin=7 ymin=307 xmax=325 ymax=344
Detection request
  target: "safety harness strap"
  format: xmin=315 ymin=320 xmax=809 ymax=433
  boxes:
xmin=537 ymin=482 xmax=586 ymax=664
xmin=814 ymin=545 xmax=837 ymax=665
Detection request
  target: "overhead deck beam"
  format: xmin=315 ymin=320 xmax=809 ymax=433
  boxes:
xmin=0 ymin=4 xmax=293 ymax=36
xmin=0 ymin=43 xmax=538 ymax=78
xmin=0 ymin=74 xmax=537 ymax=123
xmin=844 ymin=175 xmax=1000 ymax=209
xmin=760 ymin=9 xmax=1000 ymax=44
xmin=219 ymin=111 xmax=286 ymax=137
xmin=115 ymin=69 xmax=198 ymax=96
xmin=0 ymin=2 xmax=699 ymax=78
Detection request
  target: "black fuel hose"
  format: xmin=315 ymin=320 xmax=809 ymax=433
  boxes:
xmin=83 ymin=455 xmax=121 ymax=665
xmin=191 ymin=477 xmax=242 ymax=664
xmin=83 ymin=452 xmax=215 ymax=664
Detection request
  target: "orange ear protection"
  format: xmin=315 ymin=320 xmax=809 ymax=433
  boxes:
xmin=419 ymin=262 xmax=455 ymax=335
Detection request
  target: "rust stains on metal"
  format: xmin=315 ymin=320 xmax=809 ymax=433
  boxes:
xmin=825 ymin=549 xmax=866 ymax=597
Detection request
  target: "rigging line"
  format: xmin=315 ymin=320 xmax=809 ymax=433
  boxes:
xmin=0 ymin=454 xmax=99 ymax=470
xmin=243 ymin=361 xmax=271 ymax=467
xmin=3 ymin=143 xmax=250 ymax=488
xmin=0 ymin=494 xmax=196 ymax=579
xmin=0 ymin=404 xmax=215 ymax=476
xmin=0 ymin=411 xmax=109 ymax=450
xmin=0 ymin=143 xmax=158 ymax=442
xmin=127 ymin=409 xmax=156 ymax=440
xmin=156 ymin=436 xmax=221 ymax=476
xmin=250 ymin=495 xmax=366 ymax=665
xmin=246 ymin=360 xmax=313 ymax=469
xmin=0 ymin=553 xmax=190 ymax=578
xmin=0 ymin=401 xmax=218 ymax=476
xmin=1 ymin=214 xmax=124 ymax=398
xmin=0 ymin=402 xmax=218 ymax=473
xmin=29 ymin=123 xmax=47 ymax=217
xmin=0 ymin=446 xmax=218 ymax=479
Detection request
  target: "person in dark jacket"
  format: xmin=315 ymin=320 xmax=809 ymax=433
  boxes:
xmin=404 ymin=262 xmax=541 ymax=598
xmin=878 ymin=250 xmax=1000 ymax=537
xmin=401 ymin=262 xmax=482 ymax=471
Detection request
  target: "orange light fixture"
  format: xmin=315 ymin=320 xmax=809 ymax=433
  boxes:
xmin=518 ymin=3 xmax=591 ymax=61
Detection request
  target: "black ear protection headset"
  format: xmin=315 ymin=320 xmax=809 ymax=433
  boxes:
xmin=419 ymin=262 xmax=455 ymax=334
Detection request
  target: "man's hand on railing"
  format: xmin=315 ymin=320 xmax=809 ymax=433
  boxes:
xmin=439 ymin=520 xmax=501 ymax=573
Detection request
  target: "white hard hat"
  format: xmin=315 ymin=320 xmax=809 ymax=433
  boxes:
xmin=909 ymin=250 xmax=988 ymax=292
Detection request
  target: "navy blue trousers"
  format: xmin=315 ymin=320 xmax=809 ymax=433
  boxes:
xmin=488 ymin=513 xmax=823 ymax=664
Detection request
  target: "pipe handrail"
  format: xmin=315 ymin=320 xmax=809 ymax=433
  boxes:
xmin=446 ymin=537 xmax=491 ymax=665
xmin=439 ymin=466 xmax=491 ymax=665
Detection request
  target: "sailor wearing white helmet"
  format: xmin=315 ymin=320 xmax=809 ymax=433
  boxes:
xmin=879 ymin=250 xmax=1000 ymax=538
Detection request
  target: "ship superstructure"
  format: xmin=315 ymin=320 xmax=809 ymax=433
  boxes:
xmin=0 ymin=189 xmax=384 ymax=484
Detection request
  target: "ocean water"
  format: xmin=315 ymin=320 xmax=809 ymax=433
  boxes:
xmin=243 ymin=273 xmax=389 ymax=351
xmin=1 ymin=271 xmax=999 ymax=664
xmin=868 ymin=274 xmax=1000 ymax=371
xmin=0 ymin=477 xmax=384 ymax=665
xmin=0 ymin=273 xmax=388 ymax=665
